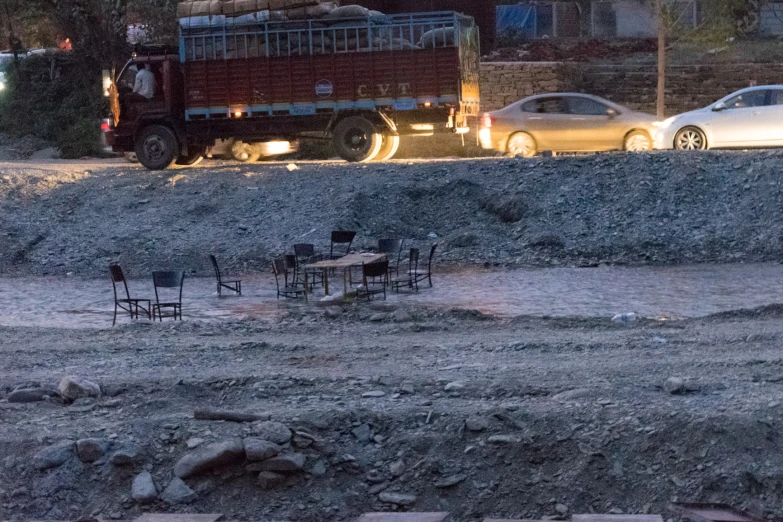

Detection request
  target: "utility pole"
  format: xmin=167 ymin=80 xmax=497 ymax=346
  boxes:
xmin=656 ymin=0 xmax=666 ymax=119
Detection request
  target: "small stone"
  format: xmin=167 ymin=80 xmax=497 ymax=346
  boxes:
xmin=664 ymin=377 xmax=686 ymax=394
xmin=369 ymin=313 xmax=387 ymax=322
xmin=390 ymin=460 xmax=405 ymax=477
xmin=110 ymin=446 xmax=140 ymax=466
xmin=311 ymin=460 xmax=327 ymax=477
xmin=488 ymin=435 xmax=516 ymax=444
xmin=259 ymin=453 xmax=306 ymax=472
xmin=160 ymin=477 xmax=197 ymax=505
xmin=252 ymin=421 xmax=292 ymax=445
xmin=444 ymin=381 xmax=465 ymax=391
xmin=243 ymin=438 xmax=281 ymax=462
xmin=186 ymin=438 xmax=204 ymax=449
xmin=76 ymin=438 xmax=109 ymax=463
xmin=8 ymin=388 xmax=51 ymax=403
xmin=465 ymin=416 xmax=489 ymax=432
xmin=352 ymin=424 xmax=373 ymax=443
xmin=362 ymin=391 xmax=386 ymax=398
xmin=131 ymin=472 xmax=157 ymax=504
xmin=33 ymin=441 xmax=75 ymax=470
xmin=58 ymin=376 xmax=101 ymax=402
xmin=435 ymin=474 xmax=466 ymax=488
xmin=257 ymin=471 xmax=286 ymax=490
xmin=378 ymin=491 xmax=417 ymax=506
xmin=555 ymin=503 xmax=569 ymax=515
xmin=399 ymin=383 xmax=415 ymax=395
xmin=392 ymin=309 xmax=412 ymax=322
xmin=173 ymin=438 xmax=245 ymax=479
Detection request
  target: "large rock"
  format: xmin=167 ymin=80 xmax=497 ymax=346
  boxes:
xmin=173 ymin=438 xmax=245 ymax=479
xmin=76 ymin=438 xmax=109 ymax=463
xmin=378 ymin=491 xmax=417 ymax=506
xmin=664 ymin=377 xmax=686 ymax=394
xmin=58 ymin=376 xmax=101 ymax=402
xmin=252 ymin=421 xmax=292 ymax=444
xmin=33 ymin=458 xmax=84 ymax=498
xmin=160 ymin=477 xmax=197 ymax=505
xmin=110 ymin=446 xmax=140 ymax=466
xmin=258 ymin=453 xmax=306 ymax=472
xmin=8 ymin=388 xmax=51 ymax=403
xmin=33 ymin=441 xmax=75 ymax=470
xmin=243 ymin=438 xmax=281 ymax=462
xmin=131 ymin=472 xmax=157 ymax=503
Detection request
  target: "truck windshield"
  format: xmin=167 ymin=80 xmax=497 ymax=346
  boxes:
xmin=117 ymin=62 xmax=139 ymax=90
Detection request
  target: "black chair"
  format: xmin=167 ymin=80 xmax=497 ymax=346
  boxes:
xmin=272 ymin=258 xmax=308 ymax=301
xmin=284 ymin=254 xmax=301 ymax=286
xmin=357 ymin=259 xmax=389 ymax=301
xmin=294 ymin=243 xmax=323 ymax=289
xmin=109 ymin=265 xmax=151 ymax=326
xmin=152 ymin=271 xmax=185 ymax=321
xmin=210 ymin=255 xmax=241 ymax=296
xmin=330 ymin=231 xmax=356 ymax=260
xmin=411 ymin=243 xmax=438 ymax=288
xmin=391 ymin=248 xmax=419 ymax=293
xmin=377 ymin=239 xmax=404 ymax=278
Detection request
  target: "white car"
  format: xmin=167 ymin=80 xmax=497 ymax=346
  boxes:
xmin=656 ymin=85 xmax=783 ymax=150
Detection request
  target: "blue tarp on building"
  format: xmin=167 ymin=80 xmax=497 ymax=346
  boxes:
xmin=496 ymin=4 xmax=536 ymax=37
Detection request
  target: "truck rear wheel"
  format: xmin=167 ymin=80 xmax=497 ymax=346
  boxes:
xmin=374 ymin=134 xmax=400 ymax=161
xmin=135 ymin=125 xmax=180 ymax=170
xmin=176 ymin=146 xmax=206 ymax=166
xmin=231 ymin=141 xmax=261 ymax=163
xmin=333 ymin=116 xmax=383 ymax=162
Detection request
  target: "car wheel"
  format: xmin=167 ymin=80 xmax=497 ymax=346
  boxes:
xmin=624 ymin=130 xmax=652 ymax=152
xmin=134 ymin=125 xmax=180 ymax=171
xmin=332 ymin=116 xmax=383 ymax=162
xmin=674 ymin=126 xmax=707 ymax=150
xmin=506 ymin=132 xmax=537 ymax=158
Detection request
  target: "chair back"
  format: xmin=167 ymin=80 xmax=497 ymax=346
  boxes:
xmin=330 ymin=230 xmax=356 ymax=258
xmin=109 ymin=265 xmax=131 ymax=302
xmin=427 ymin=243 xmax=438 ymax=271
xmin=294 ymin=243 xmax=316 ymax=260
xmin=209 ymin=255 xmax=222 ymax=283
xmin=378 ymin=239 xmax=404 ymax=262
xmin=152 ymin=271 xmax=185 ymax=304
xmin=283 ymin=254 xmax=298 ymax=286
xmin=363 ymin=259 xmax=389 ymax=280
xmin=408 ymin=248 xmax=420 ymax=273
xmin=272 ymin=258 xmax=286 ymax=289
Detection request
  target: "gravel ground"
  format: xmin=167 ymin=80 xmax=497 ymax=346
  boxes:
xmin=2 ymin=150 xmax=783 ymax=277
xmin=2 ymin=305 xmax=783 ymax=520
xmin=3 ymin=152 xmax=783 ymax=521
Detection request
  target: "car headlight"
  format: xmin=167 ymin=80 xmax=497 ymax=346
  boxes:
xmin=654 ymin=116 xmax=677 ymax=129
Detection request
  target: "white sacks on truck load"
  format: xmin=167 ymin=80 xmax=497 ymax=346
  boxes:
xmin=177 ymin=0 xmax=354 ymax=23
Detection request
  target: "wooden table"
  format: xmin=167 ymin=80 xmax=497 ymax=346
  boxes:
xmin=305 ymin=253 xmax=386 ymax=296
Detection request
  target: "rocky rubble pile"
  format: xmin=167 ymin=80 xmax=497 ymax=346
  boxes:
xmin=2 ymin=151 xmax=783 ymax=277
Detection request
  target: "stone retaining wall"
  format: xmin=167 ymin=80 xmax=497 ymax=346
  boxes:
xmin=480 ymin=62 xmax=783 ymax=116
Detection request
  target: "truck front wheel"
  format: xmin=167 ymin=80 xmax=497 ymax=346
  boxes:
xmin=176 ymin=145 xmax=206 ymax=166
xmin=333 ymin=116 xmax=383 ymax=162
xmin=135 ymin=125 xmax=180 ymax=170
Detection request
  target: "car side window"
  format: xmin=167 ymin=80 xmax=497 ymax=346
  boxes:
xmin=723 ymin=90 xmax=766 ymax=109
xmin=567 ymin=97 xmax=611 ymax=116
xmin=521 ymin=97 xmax=566 ymax=114
xmin=767 ymin=90 xmax=783 ymax=105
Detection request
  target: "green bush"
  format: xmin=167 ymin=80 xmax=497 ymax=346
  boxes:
xmin=0 ymin=53 xmax=105 ymax=158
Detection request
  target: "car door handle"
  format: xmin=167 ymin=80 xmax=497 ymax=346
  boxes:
xmin=528 ymin=117 xmax=543 ymax=120
xmin=571 ymin=118 xmax=587 ymax=121
xmin=752 ymin=111 xmax=762 ymax=116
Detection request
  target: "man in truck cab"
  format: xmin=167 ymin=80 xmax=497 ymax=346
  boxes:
xmin=132 ymin=63 xmax=156 ymax=101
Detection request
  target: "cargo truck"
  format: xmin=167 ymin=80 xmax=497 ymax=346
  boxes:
xmin=104 ymin=11 xmax=480 ymax=170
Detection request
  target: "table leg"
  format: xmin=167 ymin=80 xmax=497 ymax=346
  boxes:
xmin=304 ymin=269 xmax=308 ymax=299
xmin=323 ymin=268 xmax=329 ymax=296
xmin=343 ymin=268 xmax=348 ymax=295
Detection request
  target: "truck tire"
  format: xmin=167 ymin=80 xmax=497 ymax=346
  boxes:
xmin=374 ymin=134 xmax=400 ymax=161
xmin=135 ymin=125 xmax=180 ymax=170
xmin=176 ymin=146 xmax=206 ymax=166
xmin=231 ymin=141 xmax=261 ymax=163
xmin=333 ymin=116 xmax=383 ymax=162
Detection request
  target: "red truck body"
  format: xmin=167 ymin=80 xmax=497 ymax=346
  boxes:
xmin=107 ymin=11 xmax=480 ymax=169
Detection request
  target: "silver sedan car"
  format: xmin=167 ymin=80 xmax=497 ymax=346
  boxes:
xmin=479 ymin=93 xmax=659 ymax=157
xmin=655 ymin=85 xmax=783 ymax=150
